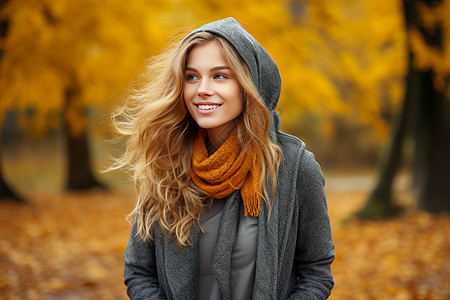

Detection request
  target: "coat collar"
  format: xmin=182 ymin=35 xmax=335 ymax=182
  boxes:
xmin=163 ymin=190 xmax=241 ymax=300
xmin=211 ymin=190 xmax=241 ymax=300
xmin=163 ymin=221 xmax=200 ymax=299
xmin=211 ymin=189 xmax=280 ymax=299
xmin=162 ymin=189 xmax=280 ymax=299
xmin=253 ymin=192 xmax=279 ymax=299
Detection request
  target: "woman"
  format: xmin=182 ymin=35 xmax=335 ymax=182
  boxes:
xmin=117 ymin=17 xmax=334 ymax=299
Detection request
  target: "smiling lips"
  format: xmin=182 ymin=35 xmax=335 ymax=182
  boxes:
xmin=195 ymin=104 xmax=222 ymax=115
xmin=197 ymin=104 xmax=220 ymax=110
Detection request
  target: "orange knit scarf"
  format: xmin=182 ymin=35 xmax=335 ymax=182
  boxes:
xmin=191 ymin=130 xmax=261 ymax=216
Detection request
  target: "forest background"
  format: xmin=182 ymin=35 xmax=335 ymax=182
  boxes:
xmin=0 ymin=0 xmax=449 ymax=299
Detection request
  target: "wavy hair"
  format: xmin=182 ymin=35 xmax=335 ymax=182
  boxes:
xmin=113 ymin=31 xmax=282 ymax=247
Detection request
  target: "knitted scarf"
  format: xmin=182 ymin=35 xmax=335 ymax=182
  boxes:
xmin=191 ymin=130 xmax=261 ymax=216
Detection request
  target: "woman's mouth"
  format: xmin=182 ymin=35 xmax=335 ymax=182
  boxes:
xmin=194 ymin=103 xmax=221 ymax=115
xmin=196 ymin=104 xmax=220 ymax=110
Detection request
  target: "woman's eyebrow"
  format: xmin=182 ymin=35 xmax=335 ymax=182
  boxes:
xmin=185 ymin=66 xmax=230 ymax=72
xmin=211 ymin=66 xmax=230 ymax=71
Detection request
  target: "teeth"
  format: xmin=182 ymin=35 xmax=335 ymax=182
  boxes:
xmin=198 ymin=104 xmax=220 ymax=110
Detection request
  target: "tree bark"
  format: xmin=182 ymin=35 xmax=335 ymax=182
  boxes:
xmin=414 ymin=70 xmax=450 ymax=211
xmin=410 ymin=0 xmax=450 ymax=212
xmin=355 ymin=53 xmax=415 ymax=219
xmin=65 ymin=126 xmax=104 ymax=190
xmin=0 ymin=0 xmax=23 ymax=202
xmin=64 ymin=80 xmax=104 ymax=191
xmin=0 ymin=143 xmax=24 ymax=202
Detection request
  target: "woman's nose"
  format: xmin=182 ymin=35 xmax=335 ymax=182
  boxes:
xmin=197 ymin=79 xmax=214 ymax=97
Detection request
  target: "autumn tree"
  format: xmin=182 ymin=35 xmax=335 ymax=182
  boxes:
xmin=0 ymin=0 xmax=174 ymax=191
xmin=0 ymin=0 xmax=416 ymax=197
xmin=357 ymin=0 xmax=450 ymax=218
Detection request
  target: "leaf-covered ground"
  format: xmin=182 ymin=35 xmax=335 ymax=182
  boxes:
xmin=0 ymin=177 xmax=449 ymax=299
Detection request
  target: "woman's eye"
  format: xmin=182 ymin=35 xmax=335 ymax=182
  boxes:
xmin=185 ymin=74 xmax=199 ymax=81
xmin=214 ymin=74 xmax=228 ymax=80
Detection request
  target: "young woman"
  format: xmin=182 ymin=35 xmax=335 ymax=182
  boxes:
xmin=117 ymin=17 xmax=334 ymax=299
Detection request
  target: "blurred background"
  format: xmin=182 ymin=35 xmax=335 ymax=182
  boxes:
xmin=0 ymin=0 xmax=449 ymax=299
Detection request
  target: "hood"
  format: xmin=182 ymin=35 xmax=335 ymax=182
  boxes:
xmin=187 ymin=17 xmax=282 ymax=130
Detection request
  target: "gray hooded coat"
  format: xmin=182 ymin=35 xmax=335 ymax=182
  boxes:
xmin=124 ymin=18 xmax=335 ymax=299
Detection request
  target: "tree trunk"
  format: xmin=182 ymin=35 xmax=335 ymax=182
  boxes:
xmin=64 ymin=80 xmax=104 ymax=190
xmin=0 ymin=0 xmax=23 ymax=202
xmin=411 ymin=0 xmax=450 ymax=212
xmin=0 ymin=143 xmax=24 ymax=202
xmin=414 ymin=70 xmax=450 ymax=212
xmin=65 ymin=126 xmax=104 ymax=190
xmin=355 ymin=53 xmax=415 ymax=219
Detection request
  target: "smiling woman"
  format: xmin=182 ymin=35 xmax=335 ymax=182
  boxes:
xmin=184 ymin=40 xmax=243 ymax=150
xmin=113 ymin=17 xmax=334 ymax=300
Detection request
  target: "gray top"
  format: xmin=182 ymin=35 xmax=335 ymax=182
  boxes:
xmin=198 ymin=198 xmax=258 ymax=300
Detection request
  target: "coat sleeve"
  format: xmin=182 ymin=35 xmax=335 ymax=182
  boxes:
xmin=124 ymin=222 xmax=167 ymax=300
xmin=287 ymin=150 xmax=335 ymax=299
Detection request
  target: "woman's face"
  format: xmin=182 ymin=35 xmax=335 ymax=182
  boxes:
xmin=184 ymin=40 xmax=243 ymax=146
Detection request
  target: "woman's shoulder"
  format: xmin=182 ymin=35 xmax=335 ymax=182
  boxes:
xmin=276 ymin=131 xmax=308 ymax=159
xmin=276 ymin=131 xmax=322 ymax=176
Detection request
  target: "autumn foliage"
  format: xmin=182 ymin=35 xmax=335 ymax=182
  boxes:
xmin=0 ymin=0 xmax=408 ymax=141
xmin=1 ymin=181 xmax=449 ymax=299
xmin=1 ymin=0 xmax=450 ymax=299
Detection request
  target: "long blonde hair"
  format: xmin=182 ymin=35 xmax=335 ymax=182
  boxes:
xmin=113 ymin=31 xmax=282 ymax=246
